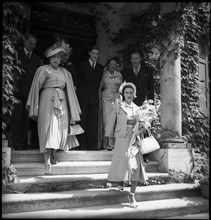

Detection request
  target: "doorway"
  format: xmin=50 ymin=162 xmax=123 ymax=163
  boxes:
xmin=30 ymin=2 xmax=97 ymax=66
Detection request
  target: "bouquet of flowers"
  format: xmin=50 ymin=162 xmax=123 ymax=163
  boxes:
xmin=128 ymin=99 xmax=159 ymax=171
xmin=136 ymin=99 xmax=158 ymax=130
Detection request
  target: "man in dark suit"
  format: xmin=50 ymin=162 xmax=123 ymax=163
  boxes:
xmin=122 ymin=51 xmax=154 ymax=106
xmin=60 ymin=42 xmax=77 ymax=90
xmin=122 ymin=51 xmax=155 ymax=162
xmin=11 ymin=33 xmax=42 ymax=149
xmin=76 ymin=45 xmax=104 ymax=150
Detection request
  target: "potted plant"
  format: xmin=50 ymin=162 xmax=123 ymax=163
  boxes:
xmin=192 ymin=152 xmax=209 ymax=198
xmin=2 ymin=135 xmax=19 ymax=193
xmin=2 ymin=160 xmax=18 ymax=194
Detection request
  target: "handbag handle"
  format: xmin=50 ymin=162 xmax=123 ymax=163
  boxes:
xmin=140 ymin=128 xmax=152 ymax=140
xmin=146 ymin=128 xmax=152 ymax=137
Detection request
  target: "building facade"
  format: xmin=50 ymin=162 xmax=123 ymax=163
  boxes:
xmin=22 ymin=2 xmax=210 ymax=116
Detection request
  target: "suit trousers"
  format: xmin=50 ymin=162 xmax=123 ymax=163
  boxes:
xmin=11 ymin=97 xmax=38 ymax=148
xmin=77 ymin=102 xmax=99 ymax=150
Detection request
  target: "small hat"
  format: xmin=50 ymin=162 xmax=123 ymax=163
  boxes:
xmin=45 ymin=44 xmax=65 ymax=58
xmin=61 ymin=40 xmax=72 ymax=54
xmin=119 ymin=81 xmax=137 ymax=98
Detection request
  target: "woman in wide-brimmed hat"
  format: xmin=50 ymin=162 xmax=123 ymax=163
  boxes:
xmin=26 ymin=43 xmax=81 ymax=175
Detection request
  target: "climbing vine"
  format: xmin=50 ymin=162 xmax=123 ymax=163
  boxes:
xmin=2 ymin=2 xmax=26 ymax=133
xmin=111 ymin=2 xmax=210 ymax=153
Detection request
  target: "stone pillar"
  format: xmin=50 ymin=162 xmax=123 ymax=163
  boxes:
xmin=160 ymin=50 xmax=182 ymax=137
xmin=148 ymin=2 xmax=194 ymax=174
xmin=159 ymin=2 xmax=184 ymax=141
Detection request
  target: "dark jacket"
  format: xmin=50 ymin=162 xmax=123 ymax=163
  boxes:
xmin=122 ymin=61 xmax=154 ymax=106
xmin=77 ymin=60 xmax=103 ymax=104
xmin=16 ymin=48 xmax=42 ymax=98
xmin=61 ymin=61 xmax=77 ymax=88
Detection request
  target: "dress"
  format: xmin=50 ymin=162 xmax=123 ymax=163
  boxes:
xmin=26 ymin=65 xmax=81 ymax=153
xmin=107 ymin=101 xmax=148 ymax=183
xmin=101 ymin=70 xmax=122 ymax=130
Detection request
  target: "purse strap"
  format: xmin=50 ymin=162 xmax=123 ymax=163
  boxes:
xmin=146 ymin=128 xmax=152 ymax=137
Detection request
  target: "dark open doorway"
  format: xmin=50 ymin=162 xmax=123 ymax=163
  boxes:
xmin=30 ymin=3 xmax=97 ymax=66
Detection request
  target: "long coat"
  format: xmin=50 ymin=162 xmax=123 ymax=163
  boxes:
xmin=104 ymin=102 xmax=139 ymax=138
xmin=26 ymin=65 xmax=82 ymax=153
xmin=105 ymin=102 xmax=148 ymax=183
xmin=26 ymin=65 xmax=81 ymax=122
xmin=122 ymin=61 xmax=154 ymax=106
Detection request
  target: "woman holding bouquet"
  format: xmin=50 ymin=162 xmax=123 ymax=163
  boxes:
xmin=105 ymin=82 xmax=151 ymax=208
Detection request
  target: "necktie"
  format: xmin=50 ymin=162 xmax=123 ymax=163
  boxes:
xmin=134 ymin=67 xmax=138 ymax=76
xmin=92 ymin=62 xmax=95 ymax=69
xmin=27 ymin=52 xmax=31 ymax=59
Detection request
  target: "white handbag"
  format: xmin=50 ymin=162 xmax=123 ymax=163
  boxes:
xmin=140 ymin=129 xmax=160 ymax=154
xmin=69 ymin=124 xmax=85 ymax=136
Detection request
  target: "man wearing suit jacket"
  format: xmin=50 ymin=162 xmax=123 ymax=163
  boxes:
xmin=11 ymin=34 xmax=42 ymax=149
xmin=122 ymin=51 xmax=155 ymax=162
xmin=77 ymin=45 xmax=104 ymax=150
xmin=122 ymin=51 xmax=154 ymax=106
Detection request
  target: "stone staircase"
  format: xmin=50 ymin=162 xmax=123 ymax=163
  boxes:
xmin=2 ymin=149 xmax=209 ymax=219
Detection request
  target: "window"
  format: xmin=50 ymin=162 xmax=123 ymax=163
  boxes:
xmin=198 ymin=37 xmax=210 ymax=115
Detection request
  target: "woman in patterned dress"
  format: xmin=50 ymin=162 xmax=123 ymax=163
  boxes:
xmin=26 ymin=43 xmax=81 ymax=174
xmin=99 ymin=57 xmax=122 ymax=150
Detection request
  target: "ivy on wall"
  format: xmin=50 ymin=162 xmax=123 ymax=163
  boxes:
xmin=111 ymin=2 xmax=210 ymax=153
xmin=179 ymin=3 xmax=210 ymax=154
xmin=2 ymin=2 xmax=26 ymax=133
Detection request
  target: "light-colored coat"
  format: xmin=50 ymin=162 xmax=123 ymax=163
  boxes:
xmin=105 ymin=102 xmax=139 ymax=138
xmin=105 ymin=101 xmax=148 ymax=183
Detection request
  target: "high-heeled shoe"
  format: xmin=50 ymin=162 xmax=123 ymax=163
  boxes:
xmin=118 ymin=185 xmax=124 ymax=191
xmin=128 ymin=192 xmax=138 ymax=208
xmin=44 ymin=163 xmax=52 ymax=175
xmin=50 ymin=158 xmax=58 ymax=164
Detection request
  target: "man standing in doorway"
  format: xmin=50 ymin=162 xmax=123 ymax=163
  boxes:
xmin=11 ymin=33 xmax=42 ymax=150
xmin=122 ymin=51 xmax=155 ymax=162
xmin=77 ymin=45 xmax=104 ymax=150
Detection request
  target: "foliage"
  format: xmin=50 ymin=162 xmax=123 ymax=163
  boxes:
xmin=111 ymin=2 xmax=210 ymax=153
xmin=168 ymin=169 xmax=195 ymax=183
xmin=192 ymin=152 xmax=209 ymax=185
xmin=2 ymin=163 xmax=17 ymax=188
xmin=168 ymin=152 xmax=209 ymax=185
xmin=2 ymin=155 xmax=18 ymax=192
xmin=179 ymin=3 xmax=210 ymax=154
xmin=2 ymin=2 xmax=26 ymax=134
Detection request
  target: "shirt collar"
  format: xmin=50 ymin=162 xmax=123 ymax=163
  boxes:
xmin=89 ymin=59 xmax=96 ymax=67
xmin=133 ymin=64 xmax=141 ymax=72
xmin=24 ymin=48 xmax=31 ymax=56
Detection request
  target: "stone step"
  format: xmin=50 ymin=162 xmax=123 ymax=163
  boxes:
xmin=2 ymin=183 xmax=202 ymax=214
xmin=2 ymin=196 xmax=209 ymax=219
xmin=7 ymin=172 xmax=170 ymax=193
xmin=161 ymin=212 xmax=209 ymax=219
xmin=13 ymin=160 xmax=159 ymax=176
xmin=11 ymin=150 xmax=113 ymax=163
